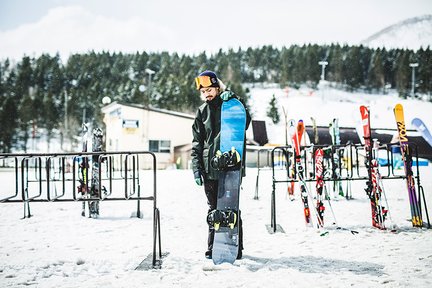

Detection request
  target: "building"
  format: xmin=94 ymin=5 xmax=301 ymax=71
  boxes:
xmin=101 ymin=102 xmax=195 ymax=169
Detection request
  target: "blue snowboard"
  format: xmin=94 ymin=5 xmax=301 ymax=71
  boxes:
xmin=212 ymin=98 xmax=246 ymax=265
xmin=412 ymin=118 xmax=432 ymax=148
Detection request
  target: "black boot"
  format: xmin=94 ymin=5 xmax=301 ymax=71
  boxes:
xmin=236 ymin=249 xmax=242 ymax=260
xmin=205 ymin=250 xmax=212 ymax=259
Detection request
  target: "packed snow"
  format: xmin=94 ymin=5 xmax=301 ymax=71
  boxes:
xmin=1 ymin=85 xmax=432 ymax=288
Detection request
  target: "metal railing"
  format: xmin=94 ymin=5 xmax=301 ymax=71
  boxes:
xmin=0 ymin=151 xmax=162 ymax=268
xmin=251 ymin=142 xmax=430 ymax=233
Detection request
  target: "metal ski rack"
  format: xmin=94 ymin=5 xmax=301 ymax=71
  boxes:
xmin=257 ymin=142 xmax=430 ymax=233
xmin=0 ymin=151 xmax=163 ymax=268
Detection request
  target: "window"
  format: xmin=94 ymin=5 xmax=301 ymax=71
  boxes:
xmin=149 ymin=140 xmax=171 ymax=153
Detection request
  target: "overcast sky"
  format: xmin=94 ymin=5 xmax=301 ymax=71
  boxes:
xmin=0 ymin=0 xmax=431 ymax=60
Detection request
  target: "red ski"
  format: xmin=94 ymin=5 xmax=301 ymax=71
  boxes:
xmin=360 ymin=105 xmax=387 ymax=229
xmin=292 ymin=120 xmax=312 ymax=226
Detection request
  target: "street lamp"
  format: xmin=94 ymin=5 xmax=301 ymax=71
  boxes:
xmin=409 ymin=63 xmax=419 ymax=98
xmin=318 ymin=61 xmax=329 ymax=102
xmin=318 ymin=61 xmax=328 ymax=81
xmin=102 ymin=96 xmax=111 ymax=105
xmin=145 ymin=68 xmax=155 ymax=95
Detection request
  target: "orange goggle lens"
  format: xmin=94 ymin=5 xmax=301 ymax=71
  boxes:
xmin=195 ymin=75 xmax=215 ymax=90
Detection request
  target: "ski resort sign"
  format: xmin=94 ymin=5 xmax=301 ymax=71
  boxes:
xmin=122 ymin=119 xmax=139 ymax=133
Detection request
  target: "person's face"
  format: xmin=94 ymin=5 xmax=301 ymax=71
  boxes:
xmin=200 ymin=87 xmax=219 ymax=102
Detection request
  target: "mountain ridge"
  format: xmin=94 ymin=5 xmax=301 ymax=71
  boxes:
xmin=361 ymin=15 xmax=432 ymax=50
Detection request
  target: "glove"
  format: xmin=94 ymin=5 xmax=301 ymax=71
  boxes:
xmin=220 ymin=91 xmax=235 ymax=101
xmin=194 ymin=170 xmax=203 ymax=186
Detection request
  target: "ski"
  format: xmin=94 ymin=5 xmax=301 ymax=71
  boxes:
xmin=393 ymin=104 xmax=423 ymax=227
xmin=287 ymin=119 xmax=296 ymax=200
xmin=292 ymin=120 xmax=312 ymax=226
xmin=310 ymin=117 xmax=319 ymax=144
xmin=329 ymin=119 xmax=344 ymax=198
xmin=78 ymin=123 xmax=90 ymax=217
xmin=314 ymin=148 xmax=325 ymax=228
xmin=360 ymin=105 xmax=388 ymax=229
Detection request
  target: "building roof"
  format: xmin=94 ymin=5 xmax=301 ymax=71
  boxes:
xmin=101 ymin=101 xmax=195 ymax=120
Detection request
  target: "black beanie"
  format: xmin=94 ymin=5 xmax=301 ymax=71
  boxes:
xmin=198 ymin=70 xmax=219 ymax=88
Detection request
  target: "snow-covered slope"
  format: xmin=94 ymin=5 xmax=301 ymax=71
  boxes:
xmin=361 ymin=15 xmax=432 ymax=50
xmin=247 ymin=83 xmax=432 ymax=145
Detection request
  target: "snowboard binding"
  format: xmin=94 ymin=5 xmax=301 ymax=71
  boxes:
xmin=210 ymin=147 xmax=241 ymax=170
xmin=207 ymin=209 xmax=238 ymax=231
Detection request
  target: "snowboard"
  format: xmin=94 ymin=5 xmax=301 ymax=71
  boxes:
xmin=89 ymin=128 xmax=105 ymax=218
xmin=411 ymin=118 xmax=432 ymax=148
xmin=211 ymin=98 xmax=247 ymax=265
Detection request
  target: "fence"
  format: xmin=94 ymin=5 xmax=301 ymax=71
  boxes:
xmin=0 ymin=151 xmax=162 ymax=268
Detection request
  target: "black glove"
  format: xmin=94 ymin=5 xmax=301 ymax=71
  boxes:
xmin=194 ymin=170 xmax=203 ymax=186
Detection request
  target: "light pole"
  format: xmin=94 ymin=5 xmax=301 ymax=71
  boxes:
xmin=145 ymin=68 xmax=156 ymax=100
xmin=409 ymin=63 xmax=419 ymax=98
xmin=318 ymin=61 xmax=329 ymax=101
xmin=318 ymin=61 xmax=328 ymax=81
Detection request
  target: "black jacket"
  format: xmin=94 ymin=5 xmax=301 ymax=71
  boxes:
xmin=191 ymin=94 xmax=251 ymax=180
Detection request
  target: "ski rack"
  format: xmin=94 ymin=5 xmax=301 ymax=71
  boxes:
xmin=253 ymin=146 xmax=286 ymax=200
xmin=0 ymin=151 xmax=162 ymax=268
xmin=262 ymin=142 xmax=430 ymax=233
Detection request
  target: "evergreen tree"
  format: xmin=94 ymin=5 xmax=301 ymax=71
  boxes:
xmin=367 ymin=49 xmax=385 ymax=92
xmin=395 ymin=49 xmax=411 ymax=97
xmin=0 ymin=61 xmax=19 ymax=152
xmin=267 ymin=94 xmax=280 ymax=124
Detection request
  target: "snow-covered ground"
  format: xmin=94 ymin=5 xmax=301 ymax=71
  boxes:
xmin=0 ymin=166 xmax=431 ymax=287
xmin=1 ymin=85 xmax=432 ymax=287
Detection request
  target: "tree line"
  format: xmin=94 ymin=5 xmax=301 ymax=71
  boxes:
xmin=0 ymin=44 xmax=431 ymax=152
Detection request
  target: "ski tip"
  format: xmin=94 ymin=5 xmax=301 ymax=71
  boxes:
xmin=394 ymin=103 xmax=403 ymax=111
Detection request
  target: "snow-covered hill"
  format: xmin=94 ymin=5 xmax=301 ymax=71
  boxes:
xmin=246 ymin=83 xmax=432 ymax=145
xmin=360 ymin=15 xmax=432 ymax=50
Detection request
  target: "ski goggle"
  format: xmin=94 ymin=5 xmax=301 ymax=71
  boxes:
xmin=195 ymin=75 xmax=218 ymax=90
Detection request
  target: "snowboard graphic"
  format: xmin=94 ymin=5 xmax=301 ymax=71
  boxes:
xmin=211 ymin=98 xmax=246 ymax=265
xmin=411 ymin=118 xmax=432 ymax=148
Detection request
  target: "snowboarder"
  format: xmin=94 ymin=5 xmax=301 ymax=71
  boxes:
xmin=191 ymin=70 xmax=251 ymax=259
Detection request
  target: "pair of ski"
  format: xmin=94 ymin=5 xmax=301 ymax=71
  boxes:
xmin=392 ymin=104 xmax=424 ymax=228
xmin=329 ymin=119 xmax=344 ymax=198
xmin=360 ymin=106 xmax=389 ymax=230
xmin=288 ymin=119 xmax=325 ymax=228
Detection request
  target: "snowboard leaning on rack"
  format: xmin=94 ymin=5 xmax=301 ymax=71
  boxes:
xmin=210 ymin=98 xmax=246 ymax=265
